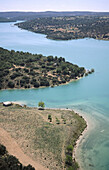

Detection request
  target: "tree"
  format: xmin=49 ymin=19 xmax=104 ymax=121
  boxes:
xmin=48 ymin=114 xmax=52 ymax=122
xmin=65 ymin=155 xmax=72 ymax=166
xmin=8 ymin=81 xmax=15 ymax=88
xmin=67 ymin=145 xmax=73 ymax=153
xmin=0 ymin=144 xmax=7 ymax=155
xmin=38 ymin=101 xmax=45 ymax=110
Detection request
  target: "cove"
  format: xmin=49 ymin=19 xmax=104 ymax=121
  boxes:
xmin=0 ymin=21 xmax=109 ymax=170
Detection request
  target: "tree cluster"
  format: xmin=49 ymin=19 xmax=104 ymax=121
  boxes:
xmin=0 ymin=144 xmax=35 ymax=170
xmin=0 ymin=47 xmax=85 ymax=90
xmin=16 ymin=15 xmax=109 ymax=40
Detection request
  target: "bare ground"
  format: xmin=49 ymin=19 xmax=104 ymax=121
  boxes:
xmin=0 ymin=103 xmax=86 ymax=169
xmin=0 ymin=127 xmax=47 ymax=170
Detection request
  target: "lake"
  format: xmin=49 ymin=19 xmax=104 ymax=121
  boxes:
xmin=0 ymin=21 xmax=109 ymax=170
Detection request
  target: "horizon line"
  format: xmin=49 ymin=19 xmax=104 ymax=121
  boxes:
xmin=0 ymin=10 xmax=109 ymax=13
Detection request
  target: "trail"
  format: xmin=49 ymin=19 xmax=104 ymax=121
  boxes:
xmin=0 ymin=127 xmax=47 ymax=170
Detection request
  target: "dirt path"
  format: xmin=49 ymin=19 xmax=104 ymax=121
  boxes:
xmin=0 ymin=127 xmax=47 ymax=170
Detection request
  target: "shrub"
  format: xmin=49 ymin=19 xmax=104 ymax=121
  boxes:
xmin=8 ymin=81 xmax=15 ymax=88
xmin=38 ymin=101 xmax=45 ymax=109
xmin=24 ymin=68 xmax=29 ymax=73
xmin=0 ymin=144 xmax=7 ymax=155
xmin=56 ymin=117 xmax=60 ymax=124
xmin=67 ymin=145 xmax=73 ymax=153
xmin=48 ymin=114 xmax=52 ymax=119
xmin=11 ymin=72 xmax=22 ymax=80
xmin=63 ymin=119 xmax=66 ymax=124
xmin=47 ymin=55 xmax=54 ymax=62
xmin=40 ymin=80 xmax=49 ymax=86
xmin=34 ymin=82 xmax=40 ymax=88
xmin=65 ymin=155 xmax=72 ymax=166
xmin=48 ymin=115 xmax=52 ymax=122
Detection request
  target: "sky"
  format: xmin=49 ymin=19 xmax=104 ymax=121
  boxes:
xmin=0 ymin=0 xmax=109 ymax=12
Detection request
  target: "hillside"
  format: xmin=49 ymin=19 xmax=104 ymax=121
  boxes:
xmin=0 ymin=103 xmax=87 ymax=169
xmin=16 ymin=15 xmax=109 ymax=40
xmin=0 ymin=11 xmax=109 ymax=21
xmin=0 ymin=17 xmax=16 ymax=22
xmin=0 ymin=47 xmax=87 ymax=90
xmin=0 ymin=143 xmax=35 ymax=170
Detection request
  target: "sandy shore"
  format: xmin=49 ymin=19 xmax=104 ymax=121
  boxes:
xmin=72 ymin=109 xmax=96 ymax=170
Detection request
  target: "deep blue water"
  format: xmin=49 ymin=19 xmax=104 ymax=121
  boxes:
xmin=0 ymin=22 xmax=109 ymax=170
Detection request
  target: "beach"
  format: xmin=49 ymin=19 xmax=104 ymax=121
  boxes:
xmin=73 ymin=109 xmax=97 ymax=169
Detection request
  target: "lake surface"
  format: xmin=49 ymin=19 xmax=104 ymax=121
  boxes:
xmin=0 ymin=21 xmax=109 ymax=170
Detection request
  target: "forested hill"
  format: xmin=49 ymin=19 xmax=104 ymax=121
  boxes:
xmin=0 ymin=11 xmax=109 ymax=21
xmin=16 ymin=15 xmax=109 ymax=40
xmin=0 ymin=47 xmax=87 ymax=90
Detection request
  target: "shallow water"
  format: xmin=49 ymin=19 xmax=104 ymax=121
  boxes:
xmin=0 ymin=22 xmax=109 ymax=170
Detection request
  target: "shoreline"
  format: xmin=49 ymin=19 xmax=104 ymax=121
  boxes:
xmin=72 ymin=111 xmax=89 ymax=161
xmin=72 ymin=109 xmax=96 ymax=170
xmin=47 ymin=106 xmax=95 ymax=170
xmin=0 ymin=76 xmax=82 ymax=91
xmin=16 ymin=25 xmax=109 ymax=42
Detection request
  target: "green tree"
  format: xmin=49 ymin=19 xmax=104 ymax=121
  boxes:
xmin=48 ymin=115 xmax=52 ymax=122
xmin=65 ymin=155 xmax=72 ymax=166
xmin=67 ymin=145 xmax=73 ymax=153
xmin=38 ymin=101 xmax=45 ymax=109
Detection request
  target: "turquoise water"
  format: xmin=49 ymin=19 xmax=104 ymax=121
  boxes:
xmin=0 ymin=22 xmax=109 ymax=170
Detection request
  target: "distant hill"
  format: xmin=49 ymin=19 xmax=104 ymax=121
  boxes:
xmin=0 ymin=11 xmax=109 ymax=21
xmin=0 ymin=17 xmax=16 ymax=22
xmin=16 ymin=15 xmax=109 ymax=41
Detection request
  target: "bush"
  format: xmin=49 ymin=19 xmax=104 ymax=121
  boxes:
xmin=24 ymin=68 xmax=29 ymax=73
xmin=56 ymin=117 xmax=60 ymax=124
xmin=48 ymin=114 xmax=52 ymax=119
xmin=38 ymin=101 xmax=45 ymax=109
xmin=0 ymin=144 xmax=7 ymax=155
xmin=23 ymin=164 xmax=35 ymax=170
xmin=67 ymin=145 xmax=73 ymax=153
xmin=48 ymin=115 xmax=52 ymax=122
xmin=11 ymin=72 xmax=22 ymax=79
xmin=0 ymin=158 xmax=8 ymax=170
xmin=8 ymin=81 xmax=15 ymax=88
xmin=0 ymin=145 xmax=35 ymax=170
xmin=34 ymin=82 xmax=39 ymax=88
xmin=65 ymin=155 xmax=72 ymax=166
xmin=47 ymin=55 xmax=54 ymax=62
xmin=40 ymin=80 xmax=49 ymax=86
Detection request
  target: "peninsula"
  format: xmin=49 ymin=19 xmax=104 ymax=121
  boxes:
xmin=0 ymin=103 xmax=87 ymax=170
xmin=0 ymin=47 xmax=90 ymax=90
xmin=16 ymin=15 xmax=109 ymax=40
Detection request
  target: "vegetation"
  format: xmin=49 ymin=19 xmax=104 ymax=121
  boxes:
xmin=48 ymin=114 xmax=52 ymax=122
xmin=0 ymin=47 xmax=86 ymax=90
xmin=0 ymin=11 xmax=109 ymax=21
xmin=38 ymin=101 xmax=45 ymax=109
xmin=0 ymin=103 xmax=87 ymax=170
xmin=16 ymin=15 xmax=109 ymax=40
xmin=0 ymin=17 xmax=16 ymax=22
xmin=0 ymin=144 xmax=35 ymax=170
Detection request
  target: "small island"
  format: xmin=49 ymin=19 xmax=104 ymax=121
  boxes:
xmin=0 ymin=47 xmax=93 ymax=90
xmin=16 ymin=15 xmax=109 ymax=41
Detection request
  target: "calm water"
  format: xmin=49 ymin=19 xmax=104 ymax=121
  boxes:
xmin=0 ymin=22 xmax=109 ymax=170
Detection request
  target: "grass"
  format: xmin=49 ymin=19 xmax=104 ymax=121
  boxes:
xmin=0 ymin=103 xmax=86 ymax=170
